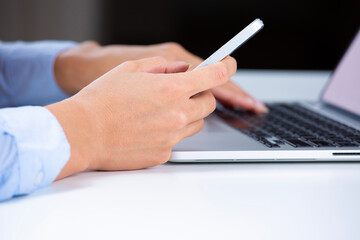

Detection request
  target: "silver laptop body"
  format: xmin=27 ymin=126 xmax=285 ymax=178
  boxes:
xmin=171 ymin=29 xmax=360 ymax=162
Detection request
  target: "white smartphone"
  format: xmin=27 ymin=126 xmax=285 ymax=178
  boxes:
xmin=194 ymin=18 xmax=264 ymax=70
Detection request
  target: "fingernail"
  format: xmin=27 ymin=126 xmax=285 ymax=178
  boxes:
xmin=174 ymin=61 xmax=189 ymax=66
xmin=255 ymin=100 xmax=269 ymax=113
xmin=174 ymin=61 xmax=191 ymax=71
xmin=244 ymin=97 xmax=255 ymax=107
xmin=188 ymin=63 xmax=195 ymax=70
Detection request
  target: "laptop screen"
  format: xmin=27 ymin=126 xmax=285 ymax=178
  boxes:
xmin=321 ymin=29 xmax=360 ymax=116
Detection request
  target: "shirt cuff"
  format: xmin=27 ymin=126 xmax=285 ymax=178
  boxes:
xmin=0 ymin=41 xmax=77 ymax=107
xmin=0 ymin=106 xmax=70 ymax=195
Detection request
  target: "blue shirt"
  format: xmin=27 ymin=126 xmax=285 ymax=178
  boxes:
xmin=0 ymin=41 xmax=76 ymax=201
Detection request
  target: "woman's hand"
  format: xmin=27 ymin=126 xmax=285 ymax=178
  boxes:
xmin=54 ymin=41 xmax=267 ymax=113
xmin=47 ymin=56 xmax=237 ymax=179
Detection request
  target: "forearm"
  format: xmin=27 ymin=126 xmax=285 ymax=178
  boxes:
xmin=0 ymin=40 xmax=77 ymax=107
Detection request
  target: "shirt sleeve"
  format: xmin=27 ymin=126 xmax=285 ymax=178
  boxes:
xmin=0 ymin=106 xmax=70 ymax=201
xmin=0 ymin=40 xmax=77 ymax=108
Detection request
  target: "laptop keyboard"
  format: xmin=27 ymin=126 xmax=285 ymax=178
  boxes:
xmin=215 ymin=103 xmax=360 ymax=148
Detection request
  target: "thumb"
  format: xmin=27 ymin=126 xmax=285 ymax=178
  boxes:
xmin=117 ymin=56 xmax=190 ymax=74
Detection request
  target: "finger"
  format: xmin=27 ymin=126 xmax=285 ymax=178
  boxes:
xmin=186 ymin=90 xmax=217 ymax=123
xmin=180 ymin=51 xmax=203 ymax=70
xmin=211 ymin=81 xmax=268 ymax=113
xmin=152 ymin=42 xmax=203 ymax=68
xmin=117 ymin=56 xmax=189 ymax=74
xmin=161 ymin=61 xmax=190 ymax=73
xmin=177 ymin=119 xmax=205 ymax=140
xmin=169 ymin=56 xmax=237 ymax=96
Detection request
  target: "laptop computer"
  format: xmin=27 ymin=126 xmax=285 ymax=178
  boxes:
xmin=170 ymin=29 xmax=360 ymax=162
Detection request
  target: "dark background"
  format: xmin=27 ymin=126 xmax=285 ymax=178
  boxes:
xmin=101 ymin=0 xmax=359 ymax=70
xmin=0 ymin=0 xmax=359 ymax=70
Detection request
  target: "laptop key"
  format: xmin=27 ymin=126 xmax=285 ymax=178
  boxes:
xmin=258 ymin=138 xmax=280 ymax=148
xmin=283 ymin=139 xmax=313 ymax=147
xmin=307 ymin=140 xmax=335 ymax=147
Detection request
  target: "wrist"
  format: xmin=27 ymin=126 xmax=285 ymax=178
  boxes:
xmin=54 ymin=49 xmax=78 ymax=95
xmin=46 ymin=98 xmax=99 ymax=179
xmin=54 ymin=41 xmax=103 ymax=96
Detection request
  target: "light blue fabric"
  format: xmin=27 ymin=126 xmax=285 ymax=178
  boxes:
xmin=0 ymin=41 xmax=76 ymax=201
xmin=0 ymin=40 xmax=76 ymax=107
xmin=0 ymin=107 xmax=70 ymax=201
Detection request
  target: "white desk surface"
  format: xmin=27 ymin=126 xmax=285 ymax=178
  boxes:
xmin=1 ymin=70 xmax=360 ymax=240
